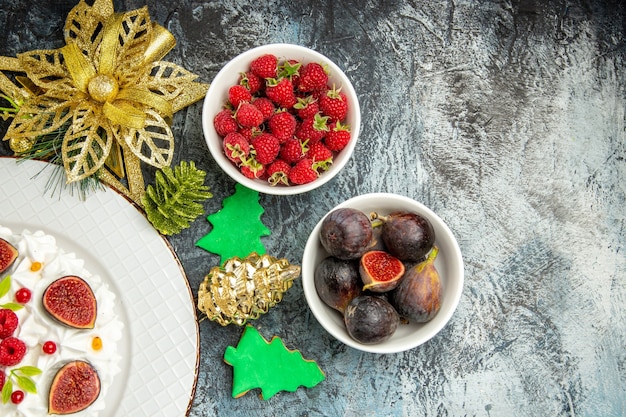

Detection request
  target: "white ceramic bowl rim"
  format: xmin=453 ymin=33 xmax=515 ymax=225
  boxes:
xmin=202 ymin=43 xmax=361 ymax=195
xmin=302 ymin=193 xmax=465 ymax=354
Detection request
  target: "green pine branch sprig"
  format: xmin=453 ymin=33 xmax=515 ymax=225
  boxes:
xmin=142 ymin=160 xmax=212 ymax=235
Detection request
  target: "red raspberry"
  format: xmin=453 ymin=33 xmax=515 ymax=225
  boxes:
xmin=279 ymin=138 xmax=307 ymax=164
xmin=289 ymin=158 xmax=318 ymax=185
xmin=268 ymin=110 xmax=296 ymax=143
xmin=265 ymin=78 xmax=297 ymax=109
xmin=266 ymin=159 xmax=291 ymax=186
xmin=251 ymin=97 xmax=275 ymax=122
xmin=223 ymin=132 xmax=250 ymax=165
xmin=213 ymin=109 xmax=238 ymax=137
xmin=0 ymin=308 xmax=18 ymax=339
xmin=235 ymin=103 xmax=264 ymax=128
xmin=239 ymin=71 xmax=263 ymax=94
xmin=324 ymin=120 xmax=351 ymax=151
xmin=308 ymin=142 xmax=334 ymax=173
xmin=238 ymin=126 xmax=261 ymax=142
xmin=0 ymin=337 xmax=27 ymax=366
xmin=294 ymin=95 xmax=319 ymax=120
xmin=228 ymin=84 xmax=252 ymax=108
xmin=278 ymin=59 xmax=302 ymax=83
xmin=298 ymin=62 xmax=328 ymax=93
xmin=319 ymin=86 xmax=348 ymax=121
xmin=0 ymin=371 xmax=5 ymax=390
xmin=240 ymin=162 xmax=266 ymax=179
xmin=295 ymin=113 xmax=329 ymax=144
xmin=308 ymin=142 xmax=333 ymax=164
xmin=250 ymin=54 xmax=278 ymax=79
xmin=251 ymin=133 xmax=280 ymax=165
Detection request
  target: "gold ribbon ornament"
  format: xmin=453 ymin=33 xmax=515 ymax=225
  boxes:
xmin=0 ymin=0 xmax=208 ymax=205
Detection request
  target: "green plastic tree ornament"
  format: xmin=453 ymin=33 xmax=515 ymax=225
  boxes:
xmin=196 ymin=183 xmax=270 ymax=264
xmin=224 ymin=325 xmax=325 ymax=400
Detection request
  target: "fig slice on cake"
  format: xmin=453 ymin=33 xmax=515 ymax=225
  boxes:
xmin=0 ymin=238 xmax=18 ymax=274
xmin=49 ymin=360 xmax=101 ymax=415
xmin=43 ymin=276 xmax=97 ymax=329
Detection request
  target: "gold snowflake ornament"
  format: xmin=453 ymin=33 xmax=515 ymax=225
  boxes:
xmin=0 ymin=0 xmax=208 ymax=204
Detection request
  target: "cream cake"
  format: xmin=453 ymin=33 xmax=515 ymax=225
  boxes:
xmin=0 ymin=226 xmax=123 ymax=416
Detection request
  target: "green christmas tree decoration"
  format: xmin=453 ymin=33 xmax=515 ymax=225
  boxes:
xmin=141 ymin=160 xmax=212 ymax=235
xmin=224 ymin=325 xmax=325 ymax=400
xmin=196 ymin=183 xmax=270 ymax=264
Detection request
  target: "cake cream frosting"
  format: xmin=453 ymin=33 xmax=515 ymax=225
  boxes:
xmin=0 ymin=226 xmax=123 ymax=416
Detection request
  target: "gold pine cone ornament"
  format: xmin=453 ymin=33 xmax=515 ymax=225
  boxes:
xmin=198 ymin=253 xmax=301 ymax=326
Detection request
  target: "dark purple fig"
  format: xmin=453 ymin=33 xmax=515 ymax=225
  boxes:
xmin=344 ymin=295 xmax=399 ymax=344
xmin=314 ymin=256 xmax=362 ymax=312
xmin=380 ymin=211 xmax=435 ymax=262
xmin=49 ymin=360 xmax=101 ymax=415
xmin=390 ymin=246 xmax=441 ymax=323
xmin=0 ymin=238 xmax=18 ymax=274
xmin=319 ymin=208 xmax=373 ymax=260
xmin=359 ymin=250 xmax=405 ymax=293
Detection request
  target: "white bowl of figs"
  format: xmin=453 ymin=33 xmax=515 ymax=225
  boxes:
xmin=302 ymin=193 xmax=464 ymax=354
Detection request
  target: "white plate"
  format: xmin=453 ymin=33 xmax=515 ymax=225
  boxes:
xmin=0 ymin=158 xmax=199 ymax=416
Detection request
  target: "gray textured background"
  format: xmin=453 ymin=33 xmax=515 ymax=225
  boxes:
xmin=1 ymin=1 xmax=624 ymax=416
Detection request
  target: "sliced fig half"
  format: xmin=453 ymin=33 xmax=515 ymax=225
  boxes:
xmin=0 ymin=238 xmax=18 ymax=274
xmin=49 ymin=360 xmax=101 ymax=415
xmin=359 ymin=250 xmax=405 ymax=293
xmin=43 ymin=276 xmax=97 ymax=329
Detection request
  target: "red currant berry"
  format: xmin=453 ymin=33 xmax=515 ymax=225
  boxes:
xmin=11 ymin=390 xmax=25 ymax=404
xmin=42 ymin=341 xmax=57 ymax=354
xmin=15 ymin=288 xmax=32 ymax=304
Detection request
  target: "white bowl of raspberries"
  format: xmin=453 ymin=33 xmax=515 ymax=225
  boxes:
xmin=202 ymin=43 xmax=361 ymax=195
xmin=302 ymin=193 xmax=464 ymax=354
